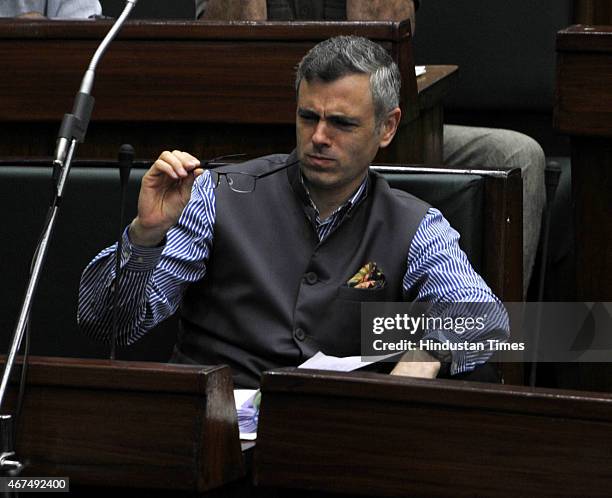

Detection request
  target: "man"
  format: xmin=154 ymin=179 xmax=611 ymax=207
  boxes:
xmin=78 ymin=36 xmax=508 ymax=388
xmin=0 ymin=0 xmax=101 ymax=18
xmin=199 ymin=0 xmax=545 ymax=297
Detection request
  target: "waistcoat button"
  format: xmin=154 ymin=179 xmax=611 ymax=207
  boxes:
xmin=304 ymin=272 xmax=318 ymax=285
xmin=294 ymin=328 xmax=306 ymax=341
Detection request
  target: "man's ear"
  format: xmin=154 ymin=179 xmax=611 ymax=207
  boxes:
xmin=378 ymin=107 xmax=402 ymax=148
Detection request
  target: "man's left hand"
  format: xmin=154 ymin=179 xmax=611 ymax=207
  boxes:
xmin=17 ymin=11 xmax=46 ymax=18
xmin=390 ymin=349 xmax=440 ymax=379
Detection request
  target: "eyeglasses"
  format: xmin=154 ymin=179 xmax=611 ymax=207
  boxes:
xmin=203 ymin=154 xmax=301 ymax=194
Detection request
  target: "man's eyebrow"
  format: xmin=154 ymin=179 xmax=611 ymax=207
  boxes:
xmin=297 ymin=107 xmax=361 ymax=126
xmin=297 ymin=107 xmax=320 ymax=118
xmin=326 ymin=114 xmax=360 ymax=126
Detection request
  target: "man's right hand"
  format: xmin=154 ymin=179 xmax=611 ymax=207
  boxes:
xmin=129 ymin=150 xmax=203 ymax=247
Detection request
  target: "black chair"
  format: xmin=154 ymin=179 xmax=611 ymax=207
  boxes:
xmin=375 ymin=164 xmax=522 ymax=302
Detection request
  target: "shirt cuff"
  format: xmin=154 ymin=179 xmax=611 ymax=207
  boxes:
xmin=122 ymin=228 xmax=165 ymax=272
xmin=420 ymin=332 xmax=496 ymax=376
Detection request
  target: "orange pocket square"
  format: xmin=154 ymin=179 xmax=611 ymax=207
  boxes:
xmin=347 ymin=262 xmax=386 ymax=289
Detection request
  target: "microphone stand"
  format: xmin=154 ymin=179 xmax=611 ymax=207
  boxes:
xmin=0 ymin=0 xmax=138 ymax=475
xmin=110 ymin=144 xmax=135 ymax=360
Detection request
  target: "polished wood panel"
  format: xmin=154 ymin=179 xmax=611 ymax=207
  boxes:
xmin=484 ymin=168 xmax=523 ymax=384
xmin=0 ymin=20 xmax=417 ymax=123
xmin=2 ymin=356 xmax=244 ymax=492
xmin=555 ymin=26 xmax=612 ymax=136
xmin=482 ymin=167 xmax=523 ymax=303
xmin=255 ymin=368 xmax=612 ymax=497
xmin=571 ymin=137 xmax=612 ymax=299
xmin=554 ymin=25 xmax=612 ymax=300
xmin=0 ymin=20 xmax=455 ymax=164
xmin=574 ymin=0 xmax=612 ymax=25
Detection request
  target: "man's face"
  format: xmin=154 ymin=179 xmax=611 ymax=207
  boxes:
xmin=296 ymin=73 xmax=400 ymax=197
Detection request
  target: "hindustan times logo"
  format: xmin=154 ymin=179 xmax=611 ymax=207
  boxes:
xmin=370 ymin=338 xmax=524 ymax=353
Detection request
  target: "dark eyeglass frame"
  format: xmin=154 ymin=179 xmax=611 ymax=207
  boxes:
xmin=203 ymin=154 xmax=300 ymax=194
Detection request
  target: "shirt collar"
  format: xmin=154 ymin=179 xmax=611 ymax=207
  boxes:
xmin=300 ymin=172 xmax=369 ymax=223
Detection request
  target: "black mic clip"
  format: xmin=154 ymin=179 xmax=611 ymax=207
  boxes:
xmin=58 ymin=92 xmax=95 ymax=145
xmin=53 ymin=92 xmax=95 ymax=183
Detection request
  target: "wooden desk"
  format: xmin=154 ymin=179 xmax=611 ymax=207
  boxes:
xmin=2 ymin=356 xmax=244 ymax=492
xmin=255 ymin=368 xmax=612 ymax=497
xmin=554 ymin=25 xmax=612 ymax=300
xmin=413 ymin=64 xmax=458 ymax=164
xmin=574 ymin=0 xmax=612 ymax=24
xmin=0 ymin=19 xmax=455 ymax=164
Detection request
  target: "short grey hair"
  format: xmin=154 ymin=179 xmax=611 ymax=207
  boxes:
xmin=295 ymin=36 xmax=401 ymax=124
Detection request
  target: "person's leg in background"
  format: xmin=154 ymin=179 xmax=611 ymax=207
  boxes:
xmin=443 ymin=124 xmax=546 ymax=297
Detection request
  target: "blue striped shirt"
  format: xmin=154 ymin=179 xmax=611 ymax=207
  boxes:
xmin=78 ymin=170 xmax=509 ymax=374
xmin=0 ymin=0 xmax=101 ymax=18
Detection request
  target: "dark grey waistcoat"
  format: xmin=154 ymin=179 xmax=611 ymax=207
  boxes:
xmin=174 ymin=152 xmax=429 ymax=387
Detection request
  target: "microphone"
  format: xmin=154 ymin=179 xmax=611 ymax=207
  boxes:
xmin=110 ymin=144 xmax=135 ymax=360
xmin=118 ymin=144 xmax=135 ymax=185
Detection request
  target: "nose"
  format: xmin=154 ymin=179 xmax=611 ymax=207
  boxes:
xmin=311 ymin=120 xmax=331 ymax=148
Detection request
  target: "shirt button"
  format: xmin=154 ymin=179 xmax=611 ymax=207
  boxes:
xmin=137 ymin=256 xmax=144 ymax=263
xmin=304 ymin=272 xmax=318 ymax=285
xmin=294 ymin=328 xmax=306 ymax=341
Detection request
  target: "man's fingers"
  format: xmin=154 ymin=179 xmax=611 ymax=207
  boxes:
xmin=152 ymin=149 xmax=200 ymax=180
xmin=171 ymin=150 xmax=200 ymax=175
xmin=161 ymin=150 xmax=188 ymax=177
xmin=154 ymin=150 xmax=197 ymax=179
xmin=151 ymin=159 xmax=180 ymax=180
xmin=148 ymin=150 xmax=203 ymax=189
xmin=173 ymin=150 xmax=200 ymax=169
